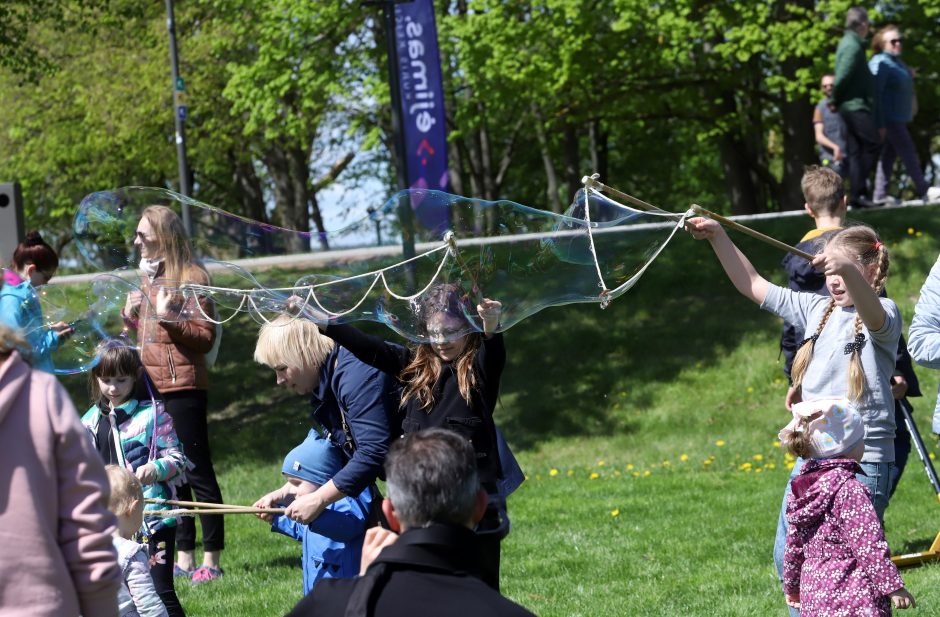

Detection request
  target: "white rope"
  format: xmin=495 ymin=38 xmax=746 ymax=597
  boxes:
xmin=581 ymin=174 xmax=610 ymax=295
xmin=599 ymin=207 xmax=694 ymax=304
xmin=176 ymin=240 xmax=455 ymax=325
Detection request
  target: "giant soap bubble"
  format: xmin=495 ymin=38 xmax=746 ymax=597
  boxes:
xmin=73 ymin=183 xmax=688 ymax=345
xmin=16 ymin=270 xmax=143 ymax=374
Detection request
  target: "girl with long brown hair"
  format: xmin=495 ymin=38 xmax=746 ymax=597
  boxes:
xmin=123 ymin=205 xmax=224 ymax=591
xmin=287 ymin=283 xmax=509 ymax=589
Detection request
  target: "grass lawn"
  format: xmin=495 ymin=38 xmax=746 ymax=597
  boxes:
xmin=57 ymin=205 xmax=940 ymax=616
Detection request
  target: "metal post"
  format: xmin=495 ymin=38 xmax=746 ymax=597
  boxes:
xmin=166 ymin=0 xmax=192 ymax=236
xmin=379 ymin=0 xmax=417 ymax=291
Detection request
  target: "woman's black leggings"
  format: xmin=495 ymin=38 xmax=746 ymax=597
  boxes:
xmin=162 ymin=390 xmax=225 ymax=552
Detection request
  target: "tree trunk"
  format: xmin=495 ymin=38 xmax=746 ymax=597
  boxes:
xmin=777 ymin=0 xmax=818 ymax=211
xmin=588 ymin=119 xmax=609 ymax=182
xmin=232 ymin=156 xmax=274 ymax=255
xmin=562 ymin=120 xmax=581 ymax=204
xmin=532 ymin=103 xmax=561 ymax=212
xmin=263 ymin=144 xmax=312 ymax=253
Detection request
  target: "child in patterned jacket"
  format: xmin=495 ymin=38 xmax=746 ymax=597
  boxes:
xmin=82 ymin=342 xmax=188 ymax=617
xmin=779 ymin=399 xmax=915 ymax=616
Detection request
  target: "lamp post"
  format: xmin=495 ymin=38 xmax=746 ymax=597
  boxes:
xmin=165 ymin=0 xmax=192 ymax=236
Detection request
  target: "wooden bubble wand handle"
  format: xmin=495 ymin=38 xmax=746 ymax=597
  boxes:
xmin=147 ymin=507 xmax=285 ymax=517
xmin=690 ymin=204 xmax=814 ymax=261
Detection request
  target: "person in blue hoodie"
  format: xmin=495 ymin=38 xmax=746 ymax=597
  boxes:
xmin=257 ymin=429 xmax=371 ymax=595
xmin=869 ymin=25 xmax=938 ymax=204
xmin=0 ymin=231 xmax=73 ymax=371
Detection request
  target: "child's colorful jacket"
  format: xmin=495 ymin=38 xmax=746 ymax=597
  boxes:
xmin=783 ymin=458 xmax=904 ymax=616
xmin=271 ymin=489 xmax=371 ymax=595
xmin=82 ymin=398 xmax=188 ymax=528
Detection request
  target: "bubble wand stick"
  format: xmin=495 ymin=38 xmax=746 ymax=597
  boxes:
xmin=690 ymin=204 xmax=814 ymax=261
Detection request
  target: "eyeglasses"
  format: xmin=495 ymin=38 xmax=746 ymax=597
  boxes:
xmin=888 ymin=37 xmax=903 ymax=45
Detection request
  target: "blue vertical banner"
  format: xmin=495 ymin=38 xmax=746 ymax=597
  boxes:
xmin=395 ymin=0 xmax=449 ymax=233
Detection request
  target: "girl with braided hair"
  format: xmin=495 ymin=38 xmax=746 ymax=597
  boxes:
xmin=687 ymin=218 xmax=902 ymax=615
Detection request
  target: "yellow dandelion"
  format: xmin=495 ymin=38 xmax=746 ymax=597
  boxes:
xmin=908 ymin=227 xmax=915 ymax=235
xmin=680 ymin=454 xmax=689 ymax=462
xmin=626 ymin=463 xmax=635 ymax=470
xmin=786 ymin=462 xmax=795 ymax=470
xmin=597 ymin=460 xmax=606 ymax=467
xmin=753 ymin=454 xmax=764 ymax=461
xmin=715 ymin=439 xmax=726 ymax=447
xmin=567 ymin=469 xmax=574 ymax=476
xmin=703 ymin=459 xmax=713 ymax=466
xmin=755 ymin=468 xmax=763 ymax=473
xmin=632 ymin=471 xmax=640 ymax=478
xmin=643 ymin=470 xmax=651 ymax=477
xmin=747 ymin=386 xmax=754 ymax=393
xmin=662 ymin=460 xmax=671 ymax=467
xmin=773 ymin=440 xmax=781 ymax=448
xmin=917 ymin=231 xmax=923 ymax=237
xmin=739 ymin=462 xmax=752 ymax=471
xmin=590 ymin=472 xmax=600 ymax=480
xmin=549 ymin=468 xmax=559 ymax=477
xmin=930 ymin=453 xmax=936 ymax=461
xmin=766 ymin=463 xmax=776 ymax=470
xmin=613 ymin=470 xmax=621 ymax=477
xmin=611 ymin=509 xmax=620 ymax=517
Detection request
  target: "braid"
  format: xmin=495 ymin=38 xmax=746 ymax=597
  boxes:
xmin=785 ymin=414 xmax=818 ymax=459
xmin=791 ymin=299 xmax=836 ymax=390
xmin=871 ymin=243 xmax=889 ymax=294
xmin=847 ymin=314 xmax=865 ymax=402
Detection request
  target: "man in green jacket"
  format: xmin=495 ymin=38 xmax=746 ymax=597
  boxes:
xmin=832 ymin=6 xmax=882 ymax=209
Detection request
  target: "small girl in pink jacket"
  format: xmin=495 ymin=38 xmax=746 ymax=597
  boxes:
xmin=779 ymin=399 xmax=915 ymax=616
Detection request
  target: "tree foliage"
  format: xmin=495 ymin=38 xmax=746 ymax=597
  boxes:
xmin=1 ymin=0 xmax=938 ymax=259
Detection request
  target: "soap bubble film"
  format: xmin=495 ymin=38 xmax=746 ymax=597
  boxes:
xmin=73 ymin=185 xmax=687 ymax=345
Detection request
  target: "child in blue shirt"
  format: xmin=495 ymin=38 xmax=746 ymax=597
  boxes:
xmin=260 ymin=429 xmax=371 ymax=595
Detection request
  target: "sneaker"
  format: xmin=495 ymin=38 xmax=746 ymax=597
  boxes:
xmin=173 ymin=564 xmax=194 ymax=579
xmin=191 ymin=565 xmax=224 ymax=585
xmin=926 ymin=186 xmax=940 ymax=203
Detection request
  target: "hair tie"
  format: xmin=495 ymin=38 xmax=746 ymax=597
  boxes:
xmin=873 ymin=241 xmax=883 ymax=250
xmin=843 ymin=333 xmax=866 ymax=355
xmin=798 ymin=333 xmax=819 ymax=349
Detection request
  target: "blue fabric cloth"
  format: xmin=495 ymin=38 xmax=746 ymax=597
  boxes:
xmin=309 ymin=346 xmax=400 ymax=497
xmin=271 ymin=488 xmax=371 ymax=595
xmin=869 ymin=53 xmax=914 ymax=127
xmin=283 ymin=429 xmax=346 ymax=487
xmin=0 ymin=279 xmax=60 ymax=372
